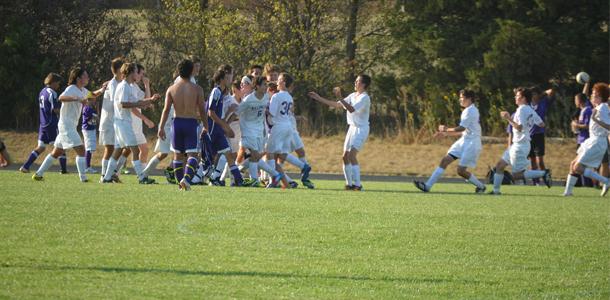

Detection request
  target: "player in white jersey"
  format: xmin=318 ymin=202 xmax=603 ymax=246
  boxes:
xmin=490 ymin=87 xmax=551 ymax=195
xmin=101 ymin=63 xmax=159 ymax=184
xmin=308 ymin=75 xmax=372 ymax=191
xmin=564 ymin=83 xmax=610 ymax=196
xmin=414 ymin=89 xmax=486 ymax=193
xmin=98 ymin=57 xmax=124 ymax=179
xmin=129 ymin=64 xmax=155 ymax=164
xmin=216 ymin=78 xmax=247 ymax=185
xmin=33 ymin=67 xmax=107 ymax=182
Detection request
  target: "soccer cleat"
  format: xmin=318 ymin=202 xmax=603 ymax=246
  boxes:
xmin=101 ymin=178 xmax=114 ymax=183
xmin=352 ymin=185 xmax=363 ymax=191
xmin=301 ymin=164 xmax=312 ymax=182
xmin=85 ymin=167 xmax=98 ymax=174
xmin=301 ymin=179 xmax=315 ymax=189
xmin=242 ymin=178 xmax=260 ymax=187
xmin=288 ymin=181 xmax=299 ymax=188
xmin=542 ymin=169 xmax=552 ymax=188
xmin=164 ymin=167 xmax=177 ymax=184
xmin=111 ymin=174 xmax=122 ymax=183
xmin=209 ymin=178 xmax=224 ymax=186
xmin=601 ymin=183 xmax=609 ymax=196
xmin=139 ymin=177 xmax=157 ymax=184
xmin=488 ymin=190 xmax=501 ymax=195
xmin=179 ymin=178 xmax=191 ymax=191
xmin=60 ymin=170 xmax=69 ymax=174
xmin=32 ymin=174 xmax=43 ymax=181
xmin=121 ymin=167 xmax=130 ymax=175
xmin=80 ymin=178 xmax=89 ymax=183
xmin=475 ymin=186 xmax=487 ymax=194
xmin=345 ymin=185 xmax=353 ymax=190
xmin=266 ymin=173 xmax=283 ymax=188
xmin=563 ymin=192 xmax=573 ymax=197
xmin=413 ymin=180 xmax=429 ymax=192
xmin=19 ymin=167 xmax=29 ymax=173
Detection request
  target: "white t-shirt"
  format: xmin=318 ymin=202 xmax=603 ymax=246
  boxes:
xmin=58 ymin=85 xmax=88 ymax=130
xmin=590 ymin=102 xmax=610 ymax=137
xmin=268 ymin=90 xmax=293 ymax=126
xmin=459 ymin=104 xmax=481 ymax=139
xmin=100 ymin=77 xmax=119 ymax=129
xmin=114 ymin=80 xmax=137 ymax=121
xmin=511 ymin=104 xmax=543 ymax=143
xmin=238 ymin=92 xmax=269 ymax=138
xmin=342 ymin=92 xmax=370 ymax=127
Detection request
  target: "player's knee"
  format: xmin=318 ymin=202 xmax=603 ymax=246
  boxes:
xmin=457 ymin=167 xmax=469 ymax=178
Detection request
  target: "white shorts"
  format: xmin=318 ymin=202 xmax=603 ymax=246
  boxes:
xmin=240 ymin=136 xmax=265 ymax=153
xmin=290 ymin=129 xmax=305 ymax=152
xmin=228 ymin=121 xmax=241 ymax=153
xmin=114 ymin=120 xmax=138 ymax=148
xmin=154 ymin=123 xmax=173 ymax=154
xmin=266 ymin=124 xmax=293 ymax=154
xmin=577 ymin=136 xmax=608 ymax=168
xmin=344 ymin=125 xmax=369 ymax=152
xmin=447 ymin=137 xmax=481 ymax=168
xmin=501 ymin=142 xmax=531 ymax=173
xmin=37 ymin=140 xmax=54 ymax=147
xmin=132 ymin=118 xmax=147 ymax=145
xmin=83 ymin=129 xmax=97 ymax=151
xmin=54 ymin=126 xmax=83 ymax=149
xmin=98 ymin=122 xmax=115 ymax=146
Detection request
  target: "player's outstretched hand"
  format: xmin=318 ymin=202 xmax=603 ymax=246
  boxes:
xmin=307 ymin=91 xmax=320 ymax=100
xmin=333 ymin=87 xmax=342 ymax=98
xmin=151 ymin=94 xmax=161 ymax=101
xmin=158 ymin=128 xmax=166 ymax=141
xmin=500 ymin=111 xmax=510 ymax=120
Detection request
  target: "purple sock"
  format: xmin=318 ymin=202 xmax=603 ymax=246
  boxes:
xmin=173 ymin=160 xmax=184 ymax=183
xmin=85 ymin=151 xmax=92 ymax=168
xmin=230 ymin=165 xmax=243 ymax=185
xmin=22 ymin=151 xmax=39 ymax=170
xmin=59 ymin=155 xmax=67 ymax=172
xmin=185 ymin=157 xmax=198 ymax=183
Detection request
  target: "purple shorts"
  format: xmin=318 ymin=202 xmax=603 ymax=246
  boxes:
xmin=38 ymin=127 xmax=58 ymax=145
xmin=172 ymin=117 xmax=199 ymax=153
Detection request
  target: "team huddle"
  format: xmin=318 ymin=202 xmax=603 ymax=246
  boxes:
xmin=17 ymin=56 xmax=610 ymax=196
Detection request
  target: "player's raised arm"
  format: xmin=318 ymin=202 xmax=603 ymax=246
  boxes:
xmin=307 ymin=91 xmax=343 ymax=109
xmin=158 ymin=89 xmax=173 ymax=140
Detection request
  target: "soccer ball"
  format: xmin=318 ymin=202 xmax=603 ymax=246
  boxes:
xmin=576 ymin=72 xmax=590 ymax=85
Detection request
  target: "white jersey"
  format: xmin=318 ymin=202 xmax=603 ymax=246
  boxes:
xmin=342 ymin=92 xmax=370 ymax=127
xmin=130 ymin=83 xmax=145 ymax=130
xmin=223 ymin=94 xmax=239 ymax=121
xmin=459 ymin=104 xmax=481 ymax=139
xmin=58 ymin=85 xmax=88 ymax=130
xmin=238 ymin=92 xmax=269 ymax=138
xmin=268 ymin=90 xmax=293 ymax=126
xmin=114 ymin=80 xmax=137 ymax=122
xmin=99 ymin=77 xmax=119 ymax=129
xmin=511 ymin=104 xmax=543 ymax=144
xmin=590 ymin=103 xmax=610 ymax=138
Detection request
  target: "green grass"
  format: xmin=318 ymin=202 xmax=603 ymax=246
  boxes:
xmin=0 ymin=171 xmax=608 ymax=299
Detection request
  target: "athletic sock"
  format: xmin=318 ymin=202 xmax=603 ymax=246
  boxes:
xmin=299 ymin=156 xmax=308 ymax=165
xmin=230 ymin=165 xmax=243 ymax=185
xmin=59 ymin=155 xmax=67 ymax=172
xmin=75 ymin=156 xmax=87 ymax=181
xmin=36 ymin=154 xmax=56 ymax=176
xmin=286 ymin=154 xmax=305 ymax=169
xmin=523 ymin=170 xmax=546 ymax=179
xmin=258 ymin=160 xmax=278 ymax=176
xmin=493 ymin=173 xmax=504 ymax=193
xmin=212 ymin=155 xmax=227 ymax=180
xmin=85 ymin=151 xmax=92 ymax=168
xmin=468 ymin=174 xmax=485 ymax=189
xmin=103 ymin=158 xmax=118 ymax=181
xmin=220 ymin=162 xmax=230 ymax=181
xmin=249 ymin=161 xmax=259 ymax=181
xmin=583 ymin=168 xmax=609 ymax=184
xmin=132 ymin=160 xmax=144 ymax=181
xmin=101 ymin=159 xmax=109 ymax=176
xmin=143 ymin=156 xmax=160 ymax=176
xmin=425 ymin=167 xmax=445 ymax=190
xmin=353 ymin=164 xmax=361 ymax=186
xmin=564 ymin=174 xmax=578 ymax=195
xmin=184 ymin=157 xmax=198 ymax=183
xmin=343 ymin=164 xmax=353 ymax=186
xmin=22 ymin=150 xmax=39 ymax=170
xmin=173 ymin=160 xmax=184 ymax=182
xmin=116 ymin=155 xmax=127 ymax=173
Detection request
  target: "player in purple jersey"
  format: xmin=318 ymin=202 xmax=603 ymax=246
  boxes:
xmin=528 ymin=86 xmax=555 ymax=185
xmin=19 ymin=73 xmax=68 ymax=173
xmin=81 ymin=101 xmax=98 ymax=173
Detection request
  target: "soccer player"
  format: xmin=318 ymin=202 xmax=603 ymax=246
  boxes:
xmin=99 ymin=57 xmax=124 ymax=180
xmin=219 ymin=77 xmax=247 ymax=185
xmin=414 ymin=89 xmax=486 ymax=193
xmin=131 ymin=64 xmax=155 ymax=164
xmin=490 ymin=87 xmax=552 ymax=195
xmin=571 ymin=93 xmax=593 ymax=187
xmin=308 ymin=75 xmax=372 ymax=191
xmin=81 ymin=99 xmax=98 ymax=173
xmin=564 ymin=83 xmax=610 ymax=196
xmin=285 ymin=83 xmax=314 ymax=189
xmin=101 ymin=63 xmax=159 ymax=184
xmin=158 ymin=59 xmax=206 ymax=190
xmin=528 ymin=86 xmax=555 ymax=185
xmin=33 ymin=67 xmax=106 ymax=182
xmin=250 ymin=64 xmax=263 ymax=79
xmin=20 ymin=73 xmax=68 ymax=174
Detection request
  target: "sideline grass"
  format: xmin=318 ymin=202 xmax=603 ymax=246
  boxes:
xmin=0 ymin=171 xmax=608 ymax=298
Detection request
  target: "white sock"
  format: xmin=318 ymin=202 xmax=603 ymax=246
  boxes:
xmin=583 ymin=168 xmax=609 ymax=184
xmin=299 ymin=156 xmax=308 ymax=165
xmin=353 ymin=164 xmax=361 ymax=186
xmin=343 ymin=164 xmax=353 ymax=186
xmin=116 ymin=155 xmax=127 ymax=173
xmin=104 ymin=158 xmax=118 ymax=181
xmin=36 ymin=154 xmax=56 ymax=176
xmin=425 ymin=167 xmax=445 ymax=189
xmin=258 ymin=160 xmax=278 ymax=176
xmin=212 ymin=155 xmax=227 ymax=179
xmin=286 ymin=153 xmax=305 ymax=169
xmin=493 ymin=173 xmax=504 ymax=193
xmin=143 ymin=156 xmax=160 ymax=176
xmin=101 ymin=159 xmax=109 ymax=176
xmin=76 ymin=156 xmax=87 ymax=181
xmin=524 ymin=170 xmax=546 ymax=179
xmin=564 ymin=174 xmax=578 ymax=195
xmin=220 ymin=162 xmax=230 ymax=181
xmin=133 ymin=160 xmax=144 ymax=180
xmin=468 ymin=174 xmax=485 ymax=189
xmin=249 ymin=161 xmax=259 ymax=180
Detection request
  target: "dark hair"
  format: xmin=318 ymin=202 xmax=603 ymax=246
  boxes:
xmin=459 ymin=89 xmax=475 ymax=101
xmin=254 ymin=76 xmax=265 ymax=87
xmin=213 ymin=69 xmax=226 ymax=84
xmin=68 ymin=67 xmax=87 ymax=85
xmin=178 ymin=59 xmax=194 ymax=79
xmin=136 ymin=63 xmax=145 ymax=73
xmin=358 ymin=74 xmax=371 ymax=89
xmin=218 ymin=64 xmax=233 ymax=74
xmin=267 ymin=81 xmax=278 ymax=93
xmin=514 ymin=87 xmax=532 ymax=103
xmin=189 ymin=55 xmax=201 ymax=64
xmin=279 ymin=72 xmax=294 ymax=88
xmin=250 ymin=64 xmax=263 ymax=72
xmin=111 ymin=57 xmax=124 ymax=75
xmin=529 ymin=86 xmax=542 ymax=95
xmin=592 ymin=82 xmax=609 ymax=102
xmin=575 ymin=93 xmax=588 ymax=104
xmin=231 ymin=80 xmax=241 ymax=90
xmin=120 ymin=63 xmax=137 ymax=77
xmin=44 ymin=73 xmax=63 ymax=85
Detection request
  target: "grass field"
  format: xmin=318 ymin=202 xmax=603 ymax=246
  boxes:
xmin=0 ymin=171 xmax=608 ymax=298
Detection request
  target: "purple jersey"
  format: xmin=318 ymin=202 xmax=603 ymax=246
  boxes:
xmin=530 ymin=95 xmax=552 ymax=135
xmin=577 ymin=104 xmax=592 ymax=144
xmin=82 ymin=104 xmax=98 ymax=130
xmin=207 ymin=86 xmax=225 ymax=136
xmin=38 ymin=87 xmax=59 ymax=130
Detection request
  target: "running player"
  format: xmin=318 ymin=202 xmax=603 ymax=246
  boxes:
xmin=414 ymin=89 xmax=486 ymax=193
